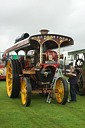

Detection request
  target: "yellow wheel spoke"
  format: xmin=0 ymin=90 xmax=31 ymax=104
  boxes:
xmin=57 ymin=94 xmax=60 ymax=98
xmin=22 ymin=89 xmax=27 ymax=94
xmin=8 ymin=71 xmax=11 ymax=75
xmin=9 ymin=67 xmax=12 ymax=73
xmin=24 ymin=94 xmax=27 ymax=101
xmin=7 ymin=70 xmax=12 ymax=81
xmin=9 ymin=84 xmax=12 ymax=90
xmin=8 ymin=79 xmax=12 ymax=83
xmin=59 ymin=88 xmax=64 ymax=94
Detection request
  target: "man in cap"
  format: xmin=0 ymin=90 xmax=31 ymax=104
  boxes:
xmin=65 ymin=64 xmax=77 ymax=102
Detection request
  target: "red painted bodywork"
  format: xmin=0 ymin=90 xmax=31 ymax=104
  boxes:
xmin=40 ymin=63 xmax=60 ymax=69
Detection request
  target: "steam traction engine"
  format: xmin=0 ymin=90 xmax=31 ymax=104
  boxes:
xmin=5 ymin=30 xmax=74 ymax=106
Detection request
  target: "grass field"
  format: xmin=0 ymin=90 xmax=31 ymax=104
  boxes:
xmin=0 ymin=81 xmax=85 ymax=128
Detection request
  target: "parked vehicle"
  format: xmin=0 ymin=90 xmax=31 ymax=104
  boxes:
xmin=5 ymin=30 xmax=74 ymax=106
xmin=68 ymin=49 xmax=85 ymax=95
xmin=0 ymin=60 xmax=6 ymax=80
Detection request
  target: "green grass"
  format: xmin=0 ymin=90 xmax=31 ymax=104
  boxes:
xmin=0 ymin=81 xmax=85 ymax=128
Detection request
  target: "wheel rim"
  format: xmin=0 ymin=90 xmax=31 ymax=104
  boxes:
xmin=21 ymin=80 xmax=27 ymax=105
xmin=55 ymin=79 xmax=64 ymax=103
xmin=6 ymin=61 xmax=12 ymax=97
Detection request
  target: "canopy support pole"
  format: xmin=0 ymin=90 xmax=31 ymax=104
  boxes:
xmin=24 ymin=50 xmax=27 ymax=60
xmin=58 ymin=45 xmax=60 ymax=64
xmin=40 ymin=45 xmax=43 ymax=63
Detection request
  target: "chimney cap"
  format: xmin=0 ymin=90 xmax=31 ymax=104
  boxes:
xmin=40 ymin=29 xmax=49 ymax=34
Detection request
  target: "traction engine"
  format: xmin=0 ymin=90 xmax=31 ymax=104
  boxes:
xmin=6 ymin=30 xmax=74 ymax=106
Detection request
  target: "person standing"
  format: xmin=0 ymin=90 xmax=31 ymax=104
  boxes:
xmin=65 ymin=65 xmax=78 ymax=102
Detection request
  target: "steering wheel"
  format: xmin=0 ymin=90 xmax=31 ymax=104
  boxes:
xmin=75 ymin=59 xmax=84 ymax=68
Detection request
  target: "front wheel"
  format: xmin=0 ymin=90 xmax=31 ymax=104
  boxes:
xmin=55 ymin=77 xmax=68 ymax=105
xmin=21 ymin=78 xmax=32 ymax=106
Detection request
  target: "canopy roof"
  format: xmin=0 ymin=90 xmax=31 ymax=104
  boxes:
xmin=5 ymin=33 xmax=74 ymax=53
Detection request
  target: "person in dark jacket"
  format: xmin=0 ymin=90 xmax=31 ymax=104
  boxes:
xmin=65 ymin=65 xmax=78 ymax=102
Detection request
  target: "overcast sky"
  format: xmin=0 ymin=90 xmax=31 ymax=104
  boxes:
xmin=0 ymin=0 xmax=85 ymax=53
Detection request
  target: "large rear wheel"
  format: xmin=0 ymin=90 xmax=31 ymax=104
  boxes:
xmin=6 ymin=59 xmax=19 ymax=98
xmin=75 ymin=69 xmax=85 ymax=95
xmin=55 ymin=77 xmax=68 ymax=105
xmin=21 ymin=78 xmax=32 ymax=106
